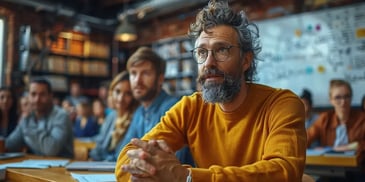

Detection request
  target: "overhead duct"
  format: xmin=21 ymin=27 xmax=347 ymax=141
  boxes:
xmin=5 ymin=0 xmax=217 ymax=30
xmin=2 ymin=0 xmax=117 ymax=28
xmin=119 ymin=0 xmax=209 ymax=22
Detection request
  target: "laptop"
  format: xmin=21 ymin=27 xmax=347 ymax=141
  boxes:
xmin=65 ymin=161 xmax=116 ymax=172
xmin=0 ymin=152 xmax=25 ymax=160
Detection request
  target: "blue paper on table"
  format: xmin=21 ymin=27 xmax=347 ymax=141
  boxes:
xmin=0 ymin=159 xmax=70 ymax=169
xmin=71 ymin=173 xmax=116 ymax=182
xmin=307 ymin=147 xmax=356 ymax=157
xmin=306 ymin=147 xmax=333 ymax=156
xmin=22 ymin=159 xmax=70 ymax=167
xmin=0 ymin=162 xmax=49 ymax=169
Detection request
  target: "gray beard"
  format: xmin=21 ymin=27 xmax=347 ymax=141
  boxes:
xmin=200 ymin=74 xmax=241 ymax=103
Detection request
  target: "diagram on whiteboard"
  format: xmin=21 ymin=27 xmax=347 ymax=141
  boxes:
xmin=256 ymin=3 xmax=365 ymax=107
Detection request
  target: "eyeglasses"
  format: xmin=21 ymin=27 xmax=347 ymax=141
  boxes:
xmin=191 ymin=45 xmax=240 ymax=64
xmin=332 ymin=94 xmax=352 ymax=102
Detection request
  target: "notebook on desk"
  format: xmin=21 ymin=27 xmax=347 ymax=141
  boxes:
xmin=306 ymin=148 xmax=356 ymax=157
xmin=66 ymin=161 xmax=116 ymax=172
xmin=0 ymin=152 xmax=24 ymax=160
xmin=323 ymin=150 xmax=356 ymax=157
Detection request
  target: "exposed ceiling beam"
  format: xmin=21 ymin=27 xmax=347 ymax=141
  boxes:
xmin=101 ymin=0 xmax=131 ymax=7
xmin=121 ymin=0 xmax=208 ymax=22
xmin=2 ymin=0 xmax=117 ymax=30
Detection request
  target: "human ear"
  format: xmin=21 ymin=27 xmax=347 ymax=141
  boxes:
xmin=242 ymin=51 xmax=253 ymax=71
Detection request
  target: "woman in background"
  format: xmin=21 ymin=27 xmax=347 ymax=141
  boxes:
xmin=300 ymin=89 xmax=319 ymax=129
xmin=307 ymin=79 xmax=365 ymax=181
xmin=92 ymin=98 xmax=107 ymax=126
xmin=62 ymin=98 xmax=77 ymax=123
xmin=0 ymin=87 xmax=18 ymax=137
xmin=307 ymin=80 xmax=365 ymax=151
xmin=89 ymin=71 xmax=139 ymax=161
xmin=73 ymin=99 xmax=99 ymax=138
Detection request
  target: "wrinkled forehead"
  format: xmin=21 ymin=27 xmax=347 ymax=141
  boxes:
xmin=195 ymin=25 xmax=239 ymax=47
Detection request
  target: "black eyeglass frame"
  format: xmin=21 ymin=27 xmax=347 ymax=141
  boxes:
xmin=190 ymin=45 xmax=241 ymax=64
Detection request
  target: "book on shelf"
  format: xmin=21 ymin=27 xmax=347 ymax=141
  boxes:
xmin=44 ymin=75 xmax=68 ymax=92
xmin=69 ymin=39 xmax=84 ymax=56
xmin=67 ymin=58 xmax=82 ymax=75
xmin=47 ymin=56 xmax=66 ymax=73
xmin=181 ymin=59 xmax=195 ymax=75
xmin=165 ymin=60 xmax=179 ymax=78
xmin=50 ymin=37 xmax=68 ymax=54
xmin=82 ymin=61 xmax=108 ymax=76
xmin=84 ymin=41 xmax=110 ymax=58
xmin=181 ymin=40 xmax=193 ymax=53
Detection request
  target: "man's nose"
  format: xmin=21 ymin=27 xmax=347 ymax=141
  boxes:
xmin=204 ymin=51 xmax=217 ymax=67
xmin=135 ymin=74 xmax=143 ymax=84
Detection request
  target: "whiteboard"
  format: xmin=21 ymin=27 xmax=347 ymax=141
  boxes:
xmin=256 ymin=2 xmax=365 ymax=107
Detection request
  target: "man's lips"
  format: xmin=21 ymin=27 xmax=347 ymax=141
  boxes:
xmin=133 ymin=86 xmax=147 ymax=94
xmin=203 ymin=74 xmax=224 ymax=80
xmin=134 ymin=85 xmax=146 ymax=90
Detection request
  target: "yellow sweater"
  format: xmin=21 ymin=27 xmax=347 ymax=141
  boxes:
xmin=115 ymin=83 xmax=306 ymax=182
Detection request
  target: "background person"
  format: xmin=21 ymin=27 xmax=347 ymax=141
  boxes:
xmin=89 ymin=71 xmax=139 ymax=161
xmin=307 ymin=79 xmax=365 ymax=169
xmin=300 ymin=89 xmax=319 ymax=129
xmin=116 ymin=46 xmax=195 ymax=166
xmin=62 ymin=98 xmax=77 ymax=123
xmin=92 ymin=98 xmax=108 ymax=126
xmin=65 ymin=81 xmax=88 ymax=107
xmin=5 ymin=77 xmax=74 ymax=158
xmin=0 ymin=87 xmax=18 ymax=137
xmin=73 ymin=99 xmax=99 ymax=138
xmin=98 ymin=81 xmax=110 ymax=107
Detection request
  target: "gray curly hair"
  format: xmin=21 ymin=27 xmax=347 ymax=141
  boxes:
xmin=188 ymin=0 xmax=261 ymax=82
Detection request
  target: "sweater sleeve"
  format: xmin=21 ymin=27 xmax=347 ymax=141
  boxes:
xmin=115 ymin=91 xmax=306 ymax=182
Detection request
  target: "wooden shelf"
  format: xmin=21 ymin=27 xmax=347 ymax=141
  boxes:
xmin=28 ymin=31 xmax=111 ymax=98
xmin=152 ymin=36 xmax=197 ymax=97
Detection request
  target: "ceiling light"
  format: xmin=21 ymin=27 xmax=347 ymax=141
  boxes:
xmin=114 ymin=16 xmax=137 ymax=42
xmin=73 ymin=20 xmax=91 ymax=34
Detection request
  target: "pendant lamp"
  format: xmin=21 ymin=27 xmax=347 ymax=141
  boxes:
xmin=114 ymin=16 xmax=137 ymax=42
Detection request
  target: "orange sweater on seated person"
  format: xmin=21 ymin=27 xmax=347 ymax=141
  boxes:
xmin=115 ymin=83 xmax=306 ymax=182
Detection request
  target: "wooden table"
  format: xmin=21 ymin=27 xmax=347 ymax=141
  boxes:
xmin=6 ymin=167 xmax=76 ymax=182
xmin=0 ymin=155 xmax=112 ymax=182
xmin=306 ymin=155 xmax=357 ymax=167
xmin=305 ymin=155 xmax=359 ymax=177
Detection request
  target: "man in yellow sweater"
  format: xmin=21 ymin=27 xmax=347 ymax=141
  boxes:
xmin=115 ymin=0 xmax=306 ymax=181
